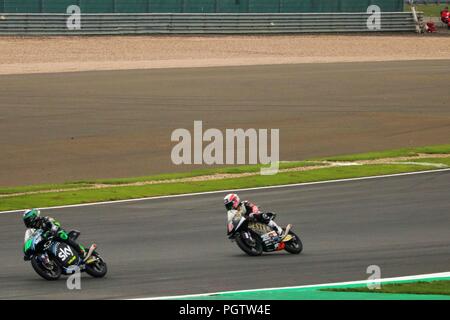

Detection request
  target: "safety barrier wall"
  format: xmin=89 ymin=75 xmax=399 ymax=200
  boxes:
xmin=0 ymin=12 xmax=418 ymax=35
xmin=0 ymin=1 xmax=404 ymax=14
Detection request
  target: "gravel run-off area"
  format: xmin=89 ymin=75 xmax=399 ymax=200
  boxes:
xmin=1 ymin=34 xmax=450 ymax=75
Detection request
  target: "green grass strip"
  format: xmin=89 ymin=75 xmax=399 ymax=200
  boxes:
xmin=0 ymin=163 xmax=443 ymax=212
xmin=173 ymin=277 xmax=450 ymax=300
xmin=2 ymin=144 xmax=449 ymax=196
xmin=0 ymin=183 xmax=92 ymax=196
xmin=1 ymin=144 xmax=449 ymax=212
xmin=320 ymin=144 xmax=450 ymax=162
xmin=399 ymin=157 xmax=450 ymax=166
xmin=322 ymin=280 xmax=450 ymax=296
xmin=405 ymin=4 xmax=448 ymax=17
xmin=0 ymin=161 xmax=318 ymax=195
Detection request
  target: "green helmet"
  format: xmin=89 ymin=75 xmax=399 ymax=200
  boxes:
xmin=23 ymin=209 xmax=40 ymax=228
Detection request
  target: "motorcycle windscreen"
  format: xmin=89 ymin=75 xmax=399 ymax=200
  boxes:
xmin=52 ymin=242 xmax=80 ymax=267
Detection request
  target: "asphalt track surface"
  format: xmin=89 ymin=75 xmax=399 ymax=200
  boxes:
xmin=1 ymin=60 xmax=450 ymax=186
xmin=0 ymin=170 xmax=449 ymax=299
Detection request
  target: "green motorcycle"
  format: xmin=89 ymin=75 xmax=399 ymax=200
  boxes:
xmin=24 ymin=229 xmax=107 ymax=281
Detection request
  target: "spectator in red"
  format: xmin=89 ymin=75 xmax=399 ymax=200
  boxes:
xmin=441 ymin=6 xmax=449 ymax=24
xmin=426 ymin=21 xmax=437 ymax=33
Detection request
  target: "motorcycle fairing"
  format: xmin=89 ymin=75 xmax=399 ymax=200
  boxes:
xmin=248 ymin=222 xmax=272 ymax=235
xmin=50 ymin=242 xmax=80 ymax=268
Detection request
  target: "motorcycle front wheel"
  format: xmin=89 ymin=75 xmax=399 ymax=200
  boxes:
xmin=31 ymin=256 xmax=62 ymax=281
xmin=235 ymin=232 xmax=263 ymax=256
xmin=283 ymin=230 xmax=303 ymax=254
xmin=85 ymin=254 xmax=108 ymax=278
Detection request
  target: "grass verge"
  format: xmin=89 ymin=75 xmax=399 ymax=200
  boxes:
xmin=0 ymin=144 xmax=449 ymax=212
xmin=0 ymin=161 xmax=317 ymax=195
xmin=322 ymin=280 xmax=450 ymax=296
xmin=405 ymin=4 xmax=448 ymax=17
xmin=320 ymin=144 xmax=450 ymax=161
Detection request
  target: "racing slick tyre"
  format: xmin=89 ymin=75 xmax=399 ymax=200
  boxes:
xmin=85 ymin=255 xmax=108 ymax=278
xmin=31 ymin=256 xmax=62 ymax=281
xmin=235 ymin=231 xmax=263 ymax=256
xmin=283 ymin=230 xmax=303 ymax=254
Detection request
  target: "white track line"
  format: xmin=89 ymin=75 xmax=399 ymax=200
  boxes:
xmin=134 ymin=272 xmax=450 ymax=300
xmin=1 ymin=168 xmax=449 ymax=214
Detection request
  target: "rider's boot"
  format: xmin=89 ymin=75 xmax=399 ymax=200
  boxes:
xmin=83 ymin=244 xmax=97 ymax=263
xmin=268 ymin=220 xmax=283 ymax=237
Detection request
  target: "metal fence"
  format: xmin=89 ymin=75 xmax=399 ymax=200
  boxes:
xmin=0 ymin=12 xmax=418 ymax=35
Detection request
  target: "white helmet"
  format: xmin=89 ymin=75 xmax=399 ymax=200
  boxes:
xmin=224 ymin=193 xmax=240 ymax=210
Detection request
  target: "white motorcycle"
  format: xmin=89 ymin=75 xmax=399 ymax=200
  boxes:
xmin=226 ymin=210 xmax=303 ymax=256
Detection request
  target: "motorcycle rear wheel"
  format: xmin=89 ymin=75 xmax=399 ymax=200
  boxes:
xmin=236 ymin=232 xmax=263 ymax=256
xmin=31 ymin=256 xmax=62 ymax=281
